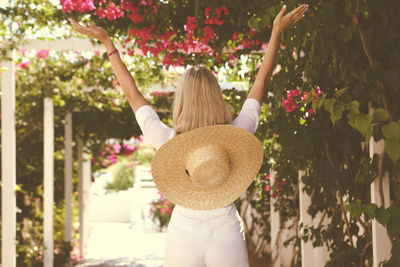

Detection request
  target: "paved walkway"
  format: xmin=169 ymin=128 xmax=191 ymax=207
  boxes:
xmin=75 ymin=165 xmax=166 ymax=267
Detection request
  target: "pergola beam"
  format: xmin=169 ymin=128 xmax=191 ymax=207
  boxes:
xmin=19 ymin=38 xmax=105 ymax=51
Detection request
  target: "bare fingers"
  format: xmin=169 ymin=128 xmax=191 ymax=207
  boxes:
xmin=286 ymin=4 xmax=308 ymax=28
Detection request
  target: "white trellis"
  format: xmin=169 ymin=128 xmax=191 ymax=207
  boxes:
xmin=1 ymin=39 xmax=102 ymax=267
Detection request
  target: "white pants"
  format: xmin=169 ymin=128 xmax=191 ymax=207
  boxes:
xmin=163 ymin=203 xmax=250 ymax=267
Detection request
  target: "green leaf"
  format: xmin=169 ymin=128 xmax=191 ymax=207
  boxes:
xmin=324 ymin=98 xmax=335 ymax=114
xmin=355 ymin=114 xmax=372 ymax=136
xmin=259 ymin=14 xmax=270 ymax=29
xmin=248 ymin=15 xmax=260 ymax=30
xmin=330 ymin=103 xmax=345 ymax=125
xmin=375 ymin=206 xmax=390 ymax=226
xmin=347 ymin=113 xmax=357 ymax=128
xmin=363 ymin=203 xmax=377 ymax=218
xmin=346 ymin=100 xmax=360 ymax=115
xmin=373 ymin=108 xmax=390 ymax=123
xmin=385 ymin=140 xmax=400 ymax=163
xmin=334 ymin=87 xmax=348 ymax=100
xmin=382 ymin=122 xmax=400 ymax=142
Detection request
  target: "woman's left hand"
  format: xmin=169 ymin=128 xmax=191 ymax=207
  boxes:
xmin=272 ymin=4 xmax=308 ymax=35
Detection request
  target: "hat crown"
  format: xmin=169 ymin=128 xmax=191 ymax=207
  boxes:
xmin=185 ymin=145 xmax=230 ymax=189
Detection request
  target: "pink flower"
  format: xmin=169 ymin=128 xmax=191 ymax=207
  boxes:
xmin=60 ymin=0 xmax=95 ymax=13
xmin=265 ymin=174 xmax=271 ymax=180
xmin=291 ymin=50 xmax=297 ymax=59
xmin=301 ymin=91 xmax=311 ymax=101
xmin=286 ymin=88 xmax=300 ymax=100
xmin=264 ymin=185 xmax=271 ymax=192
xmin=113 ymin=143 xmax=121 ymax=153
xmin=308 ymin=108 xmax=313 ymax=115
xmin=315 ymin=86 xmax=322 ymax=96
xmin=138 ymin=135 xmax=144 ymax=142
xmin=17 ymin=61 xmax=30 ymax=69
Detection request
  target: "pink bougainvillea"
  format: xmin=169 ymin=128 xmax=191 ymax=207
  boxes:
xmin=264 ymin=174 xmax=286 ymax=198
xmin=60 ymin=0 xmax=95 ymax=13
xmin=282 ymin=87 xmax=323 ymax=114
xmin=17 ymin=61 xmax=31 ymax=69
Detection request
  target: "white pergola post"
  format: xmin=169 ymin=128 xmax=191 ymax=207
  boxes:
xmin=64 ymin=113 xmax=73 ymax=267
xmin=78 ymin=137 xmax=91 ymax=259
xmin=1 ymin=60 xmax=17 ymax=267
xmin=270 ymin=172 xmax=281 ymax=267
xmin=43 ymin=97 xmax=54 ymax=267
xmin=369 ymin=138 xmax=391 ymax=266
xmin=298 ymin=170 xmax=313 ymax=267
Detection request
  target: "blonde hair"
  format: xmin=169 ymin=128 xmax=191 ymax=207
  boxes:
xmin=172 ymin=66 xmax=232 ymax=133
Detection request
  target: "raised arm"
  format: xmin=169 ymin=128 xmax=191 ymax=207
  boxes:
xmin=247 ymin=4 xmax=308 ymax=104
xmin=69 ymin=19 xmax=148 ymax=113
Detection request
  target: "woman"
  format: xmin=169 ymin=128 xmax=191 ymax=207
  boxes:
xmin=70 ymin=3 xmax=307 ymax=266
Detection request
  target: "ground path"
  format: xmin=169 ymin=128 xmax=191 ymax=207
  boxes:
xmin=75 ymin=165 xmax=166 ymax=267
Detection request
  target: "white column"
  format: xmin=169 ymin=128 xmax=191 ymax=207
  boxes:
xmin=298 ymin=170 xmax=313 ymax=267
xmin=64 ymin=113 xmax=73 ymax=267
xmin=43 ymin=97 xmax=54 ymax=267
xmin=78 ymin=138 xmax=91 ymax=259
xmin=369 ymin=138 xmax=391 ymax=267
xmin=1 ymin=61 xmax=16 ymax=267
xmin=270 ymin=172 xmax=281 ymax=267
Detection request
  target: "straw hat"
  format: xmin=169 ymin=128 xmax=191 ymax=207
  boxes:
xmin=151 ymin=124 xmax=264 ymax=210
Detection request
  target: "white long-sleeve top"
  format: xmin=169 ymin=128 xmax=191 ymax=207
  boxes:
xmin=134 ymin=97 xmax=261 ymax=150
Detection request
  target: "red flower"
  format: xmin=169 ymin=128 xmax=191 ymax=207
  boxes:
xmin=264 ymin=185 xmax=271 ymax=192
xmin=232 ymin=32 xmax=239 ymax=42
xmin=205 ymin=7 xmax=212 ymax=17
xmin=249 ymin=28 xmax=256 ymax=37
xmin=202 ymin=26 xmax=216 ymax=44
xmin=184 ymin=16 xmax=197 ymax=32
xmin=129 ymin=13 xmax=144 ymax=23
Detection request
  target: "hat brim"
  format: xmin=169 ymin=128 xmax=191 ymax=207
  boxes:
xmin=151 ymin=124 xmax=264 ymax=210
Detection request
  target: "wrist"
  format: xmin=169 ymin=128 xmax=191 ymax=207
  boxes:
xmin=271 ymin=28 xmax=282 ymax=38
xmin=102 ymin=37 xmax=115 ymax=51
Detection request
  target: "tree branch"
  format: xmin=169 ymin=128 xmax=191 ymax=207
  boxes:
xmin=353 ymin=0 xmax=395 ymax=121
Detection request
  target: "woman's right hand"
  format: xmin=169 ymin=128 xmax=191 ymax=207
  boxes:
xmin=272 ymin=4 xmax=308 ymax=35
xmin=69 ymin=18 xmax=110 ymax=44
